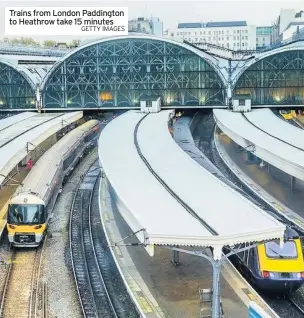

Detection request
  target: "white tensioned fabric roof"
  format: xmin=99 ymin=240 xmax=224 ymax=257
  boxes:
xmin=0 ymin=113 xmax=63 ymax=147
xmin=0 ymin=111 xmax=83 ymax=186
xmin=0 ymin=112 xmax=36 ymax=131
xmin=213 ymin=109 xmax=304 ymax=181
xmin=244 ymin=109 xmax=304 ymax=151
xmin=99 ymin=111 xmax=285 ymax=258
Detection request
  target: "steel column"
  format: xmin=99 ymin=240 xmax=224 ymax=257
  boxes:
xmin=291 ymin=176 xmax=296 ymax=192
xmin=211 ymin=260 xmax=222 ymax=318
xmin=172 ymin=250 xmax=180 ymax=266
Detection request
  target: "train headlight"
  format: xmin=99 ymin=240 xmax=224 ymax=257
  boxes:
xmin=262 ymin=271 xmax=270 ymax=278
xmin=34 ymin=225 xmax=42 ymax=229
xmin=8 ymin=225 xmax=15 ymax=229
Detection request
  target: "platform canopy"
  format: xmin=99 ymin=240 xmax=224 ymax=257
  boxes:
xmin=213 ymin=108 xmax=304 ymax=181
xmin=98 ymin=110 xmax=285 ymax=259
xmin=0 ymin=111 xmax=83 ymax=185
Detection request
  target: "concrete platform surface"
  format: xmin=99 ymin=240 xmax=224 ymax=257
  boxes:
xmin=99 ymin=177 xmax=277 ymax=318
xmin=215 ymin=129 xmax=304 ymax=228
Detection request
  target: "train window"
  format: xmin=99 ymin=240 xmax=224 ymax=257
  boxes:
xmin=265 ymin=240 xmax=297 ymax=259
xmin=8 ymin=204 xmax=45 ymax=225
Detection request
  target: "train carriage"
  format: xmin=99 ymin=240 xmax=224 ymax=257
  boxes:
xmin=7 ymin=120 xmax=101 ymax=247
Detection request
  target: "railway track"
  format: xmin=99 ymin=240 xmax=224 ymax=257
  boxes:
xmin=70 ymin=159 xmax=139 ymax=318
xmin=192 ymin=112 xmax=304 ymax=318
xmin=70 ymin=161 xmax=117 ymax=318
xmin=0 ymin=239 xmax=47 ymax=318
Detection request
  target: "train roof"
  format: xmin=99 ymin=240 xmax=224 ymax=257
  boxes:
xmin=13 ymin=120 xmax=100 ymax=203
xmin=10 ymin=193 xmax=44 ymax=205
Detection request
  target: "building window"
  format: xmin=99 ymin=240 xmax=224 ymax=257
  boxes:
xmin=245 ymin=36 xmax=248 ymax=40
xmin=239 ymin=99 xmax=245 ymax=106
xmin=237 ymin=30 xmax=240 ymax=33
xmin=177 ymin=32 xmax=179 ymax=36
xmin=242 ymin=43 xmax=244 ymax=46
xmin=242 ymin=36 xmax=244 ymax=40
xmin=200 ymin=32 xmax=202 ymax=35
xmin=208 ymin=31 xmax=211 ymax=35
xmin=226 ymin=36 xmax=229 ymax=40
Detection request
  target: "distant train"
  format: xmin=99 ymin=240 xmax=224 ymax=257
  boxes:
xmin=7 ymin=120 xmax=101 ymax=247
xmin=227 ymin=222 xmax=304 ymax=296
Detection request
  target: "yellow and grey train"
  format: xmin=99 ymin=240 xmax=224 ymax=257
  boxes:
xmin=7 ymin=120 xmax=101 ymax=247
xmin=228 ymin=222 xmax=304 ymax=296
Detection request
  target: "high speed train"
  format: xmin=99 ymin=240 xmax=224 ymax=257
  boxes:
xmin=7 ymin=120 xmax=101 ymax=247
xmin=227 ymin=218 xmax=304 ymax=296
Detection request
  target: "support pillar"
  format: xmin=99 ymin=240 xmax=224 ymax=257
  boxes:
xmin=211 ymin=260 xmax=222 ymax=318
xmin=291 ymin=176 xmax=296 ymax=193
xmin=172 ymin=249 xmax=180 ymax=266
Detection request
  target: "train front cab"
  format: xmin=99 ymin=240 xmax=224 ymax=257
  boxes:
xmin=254 ymin=238 xmax=304 ymax=294
xmin=7 ymin=194 xmax=47 ymax=247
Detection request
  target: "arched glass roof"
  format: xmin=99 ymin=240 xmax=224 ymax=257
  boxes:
xmin=41 ymin=37 xmax=226 ymax=108
xmin=234 ymin=50 xmax=304 ymax=105
xmin=0 ymin=60 xmax=36 ymax=109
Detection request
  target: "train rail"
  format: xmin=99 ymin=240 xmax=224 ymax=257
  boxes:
xmin=192 ymin=112 xmax=304 ymax=318
xmin=70 ymin=161 xmax=117 ymax=318
xmin=288 ymin=298 xmax=304 ymax=316
xmin=0 ymin=239 xmax=47 ymax=318
xmin=70 ymin=159 xmax=139 ymax=318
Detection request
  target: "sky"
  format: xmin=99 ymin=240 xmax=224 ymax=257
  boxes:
xmin=0 ymin=0 xmax=303 ymax=42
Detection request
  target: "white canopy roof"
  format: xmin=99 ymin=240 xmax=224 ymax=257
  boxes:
xmin=0 ymin=112 xmax=36 ymax=132
xmin=213 ymin=109 xmax=304 ymax=181
xmin=244 ymin=109 xmax=304 ymax=151
xmin=0 ymin=111 xmax=83 ymax=185
xmin=0 ymin=113 xmax=63 ymax=148
xmin=98 ymin=110 xmax=285 ymax=258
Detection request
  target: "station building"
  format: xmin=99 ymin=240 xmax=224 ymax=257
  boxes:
xmin=0 ymin=35 xmax=303 ymax=110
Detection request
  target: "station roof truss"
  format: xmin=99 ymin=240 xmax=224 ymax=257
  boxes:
xmin=40 ymin=35 xmax=228 ymax=109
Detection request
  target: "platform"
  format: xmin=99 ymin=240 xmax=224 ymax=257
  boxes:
xmin=99 ymin=176 xmax=278 ymax=318
xmin=213 ymin=109 xmax=304 ymax=181
xmin=214 ymin=128 xmax=304 ymax=231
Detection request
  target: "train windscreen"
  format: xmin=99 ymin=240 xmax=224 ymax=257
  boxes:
xmin=8 ymin=204 xmax=45 ymax=225
xmin=265 ymin=240 xmax=297 ymax=259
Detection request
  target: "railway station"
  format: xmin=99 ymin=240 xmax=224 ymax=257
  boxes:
xmin=0 ymin=26 xmax=303 ymax=318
